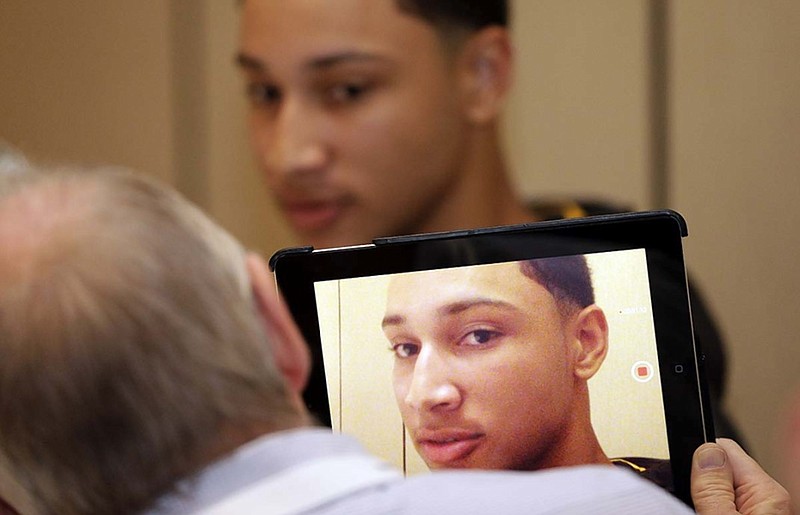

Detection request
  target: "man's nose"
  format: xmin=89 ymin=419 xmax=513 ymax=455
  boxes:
xmin=404 ymin=346 xmax=461 ymax=412
xmin=263 ymin=98 xmax=330 ymax=180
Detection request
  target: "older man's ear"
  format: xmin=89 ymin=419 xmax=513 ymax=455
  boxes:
xmin=246 ymin=253 xmax=311 ymax=394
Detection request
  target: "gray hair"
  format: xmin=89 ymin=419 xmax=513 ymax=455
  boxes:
xmin=0 ymin=142 xmax=31 ymax=196
xmin=0 ymin=167 xmax=298 ymax=514
xmin=0 ymin=141 xmax=28 ymax=171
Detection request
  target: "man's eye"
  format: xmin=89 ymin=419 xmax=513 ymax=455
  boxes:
xmin=327 ymin=83 xmax=369 ymax=104
xmin=246 ymin=83 xmax=281 ymax=106
xmin=462 ymin=329 xmax=500 ymax=346
xmin=391 ymin=343 xmax=419 ymax=359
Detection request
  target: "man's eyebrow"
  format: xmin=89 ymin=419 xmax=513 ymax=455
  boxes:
xmin=381 ymin=298 xmax=518 ymax=329
xmin=440 ymin=298 xmax=519 ymax=317
xmin=236 ymin=52 xmax=265 ymax=71
xmin=307 ymin=52 xmax=390 ymax=70
xmin=381 ymin=314 xmax=404 ymax=329
xmin=235 ymin=51 xmax=390 ymax=73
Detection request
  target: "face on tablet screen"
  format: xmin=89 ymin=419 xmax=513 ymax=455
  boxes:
xmin=384 ymin=257 xmax=609 ymax=471
xmin=313 ymin=248 xmax=672 ymax=489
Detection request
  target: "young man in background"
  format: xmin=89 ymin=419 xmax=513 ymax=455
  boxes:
xmin=237 ymin=0 xmax=527 ymax=249
xmin=236 ymin=0 xmax=742 ymax=444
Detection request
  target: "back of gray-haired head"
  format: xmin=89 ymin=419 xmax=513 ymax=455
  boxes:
xmin=0 ymin=166 xmax=299 ymax=514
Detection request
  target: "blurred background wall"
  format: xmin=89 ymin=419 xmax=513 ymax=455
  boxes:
xmin=1 ymin=0 xmax=799 ymax=506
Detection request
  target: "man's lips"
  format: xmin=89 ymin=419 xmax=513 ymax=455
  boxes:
xmin=279 ymin=199 xmax=346 ymax=232
xmin=414 ymin=430 xmax=485 ymax=467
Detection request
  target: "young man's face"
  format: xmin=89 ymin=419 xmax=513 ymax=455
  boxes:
xmin=382 ymin=263 xmax=585 ymax=471
xmin=238 ymin=0 xmax=472 ymax=248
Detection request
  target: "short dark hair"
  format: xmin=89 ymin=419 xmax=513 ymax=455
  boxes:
xmin=395 ymin=0 xmax=509 ymax=31
xmin=520 ymin=255 xmax=595 ymax=315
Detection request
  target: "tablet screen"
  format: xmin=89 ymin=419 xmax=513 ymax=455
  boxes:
xmin=272 ymin=211 xmax=713 ymax=505
xmin=314 ymin=249 xmax=670 ymax=479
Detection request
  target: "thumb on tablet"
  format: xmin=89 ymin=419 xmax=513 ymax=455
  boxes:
xmin=691 ymin=439 xmax=791 ymax=515
xmin=691 ymin=442 xmax=736 ymax=513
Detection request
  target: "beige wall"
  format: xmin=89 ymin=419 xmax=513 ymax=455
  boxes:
xmin=1 ymin=0 xmax=799 ymax=507
xmin=0 ymin=1 xmax=174 ymax=184
xmin=506 ymin=1 xmax=651 ymax=208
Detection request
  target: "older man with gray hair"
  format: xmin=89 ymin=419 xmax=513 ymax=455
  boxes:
xmin=0 ymin=166 xmax=787 ymax=514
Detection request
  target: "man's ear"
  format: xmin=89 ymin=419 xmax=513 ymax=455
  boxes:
xmin=456 ymin=26 xmax=513 ymax=125
xmin=246 ymin=252 xmax=311 ymax=394
xmin=570 ymin=305 xmax=609 ymax=381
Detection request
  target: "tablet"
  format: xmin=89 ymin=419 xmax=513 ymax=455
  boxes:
xmin=270 ymin=210 xmax=714 ymax=506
